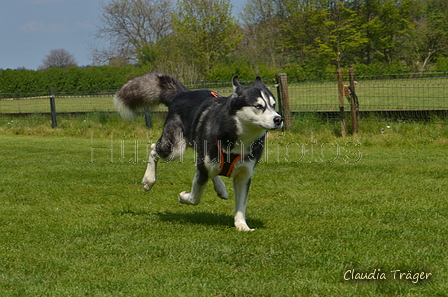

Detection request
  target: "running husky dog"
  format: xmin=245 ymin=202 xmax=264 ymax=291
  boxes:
xmin=114 ymin=72 xmax=283 ymax=231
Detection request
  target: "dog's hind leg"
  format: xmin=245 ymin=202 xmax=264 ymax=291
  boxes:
xmin=178 ymin=169 xmax=208 ymax=205
xmin=142 ymin=123 xmax=187 ymax=191
xmin=212 ymin=176 xmax=228 ymax=199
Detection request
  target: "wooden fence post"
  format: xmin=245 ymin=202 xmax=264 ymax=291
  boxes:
xmin=349 ymin=68 xmax=358 ymax=134
xmin=337 ymin=69 xmax=346 ymax=137
xmin=275 ymin=73 xmax=292 ymax=131
xmin=49 ymin=87 xmax=57 ymax=128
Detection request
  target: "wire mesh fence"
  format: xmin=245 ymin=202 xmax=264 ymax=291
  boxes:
xmin=1 ymin=71 xmax=447 ymax=126
xmin=287 ymin=70 xmax=448 ymax=123
xmin=287 ymin=71 xmax=448 ymax=111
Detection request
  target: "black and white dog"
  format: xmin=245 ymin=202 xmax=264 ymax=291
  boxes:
xmin=114 ymin=72 xmax=283 ymax=231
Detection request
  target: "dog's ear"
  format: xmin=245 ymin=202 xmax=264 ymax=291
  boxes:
xmin=253 ymin=76 xmax=265 ymax=88
xmin=232 ymin=75 xmax=241 ymax=87
xmin=232 ymin=75 xmax=243 ymax=94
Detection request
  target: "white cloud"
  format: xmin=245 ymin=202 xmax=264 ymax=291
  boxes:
xmin=27 ymin=0 xmax=63 ymax=4
xmin=26 ymin=0 xmax=86 ymax=4
xmin=20 ymin=21 xmax=45 ymax=32
xmin=76 ymin=21 xmax=93 ymax=30
xmin=20 ymin=21 xmax=68 ymax=33
xmin=46 ymin=22 xmax=69 ymax=33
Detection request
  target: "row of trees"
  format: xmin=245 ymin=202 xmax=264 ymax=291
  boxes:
xmin=88 ymin=0 xmax=448 ymax=80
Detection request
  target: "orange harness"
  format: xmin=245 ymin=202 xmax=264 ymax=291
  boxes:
xmin=211 ymin=91 xmax=244 ymax=177
xmin=216 ymin=139 xmax=245 ymax=177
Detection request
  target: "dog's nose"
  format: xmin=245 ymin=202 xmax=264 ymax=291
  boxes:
xmin=273 ymin=116 xmax=283 ymax=126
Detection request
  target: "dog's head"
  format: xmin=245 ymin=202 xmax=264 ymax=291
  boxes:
xmin=231 ymin=76 xmax=284 ymax=131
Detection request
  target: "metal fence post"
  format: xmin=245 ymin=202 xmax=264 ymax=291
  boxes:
xmin=275 ymin=73 xmax=292 ymax=131
xmin=49 ymin=87 xmax=57 ymax=128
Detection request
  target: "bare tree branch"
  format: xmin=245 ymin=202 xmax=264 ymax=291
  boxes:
xmin=39 ymin=48 xmax=77 ymax=69
xmin=90 ymin=0 xmax=173 ymax=65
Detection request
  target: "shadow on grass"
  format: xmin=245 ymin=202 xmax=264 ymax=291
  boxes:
xmin=115 ymin=209 xmax=264 ymax=229
xmin=157 ymin=211 xmax=264 ymax=229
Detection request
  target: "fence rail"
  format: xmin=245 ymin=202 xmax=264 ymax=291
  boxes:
xmin=1 ymin=70 xmax=447 ymax=129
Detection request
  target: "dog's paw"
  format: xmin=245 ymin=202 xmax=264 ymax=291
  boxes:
xmin=178 ymin=191 xmax=200 ymax=205
xmin=216 ymin=191 xmax=228 ymax=200
xmin=212 ymin=177 xmax=228 ymax=200
xmin=141 ymin=177 xmax=155 ymax=192
xmin=235 ymin=222 xmax=255 ymax=232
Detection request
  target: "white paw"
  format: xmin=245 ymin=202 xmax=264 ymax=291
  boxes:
xmin=141 ymin=177 xmax=155 ymax=192
xmin=235 ymin=222 xmax=255 ymax=232
xmin=178 ymin=191 xmax=200 ymax=205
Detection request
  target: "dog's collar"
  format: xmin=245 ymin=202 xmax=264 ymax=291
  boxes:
xmin=216 ymin=139 xmax=245 ymax=177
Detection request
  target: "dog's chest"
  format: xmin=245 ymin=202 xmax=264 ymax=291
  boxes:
xmin=216 ymin=139 xmax=245 ymax=177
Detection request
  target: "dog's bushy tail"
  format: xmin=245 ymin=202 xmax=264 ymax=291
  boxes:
xmin=114 ymin=72 xmax=188 ymax=120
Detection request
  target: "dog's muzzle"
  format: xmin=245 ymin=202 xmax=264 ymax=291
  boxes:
xmin=274 ymin=116 xmax=284 ymax=128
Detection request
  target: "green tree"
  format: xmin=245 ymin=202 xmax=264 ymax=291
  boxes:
xmin=279 ymin=9 xmax=320 ymax=69
xmin=407 ymin=0 xmax=448 ymax=70
xmin=353 ymin=0 xmax=414 ymax=66
xmin=137 ymin=34 xmax=205 ymax=82
xmin=239 ymin=0 xmax=286 ymax=69
xmin=271 ymin=0 xmax=368 ymax=70
xmin=171 ymin=0 xmax=242 ymax=77
xmin=324 ymin=2 xmax=369 ymax=68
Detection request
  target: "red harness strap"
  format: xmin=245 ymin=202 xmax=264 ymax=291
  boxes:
xmin=212 ymin=92 xmax=242 ymax=177
xmin=216 ymin=139 xmax=245 ymax=177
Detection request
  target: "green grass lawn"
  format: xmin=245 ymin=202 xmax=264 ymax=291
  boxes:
xmin=0 ymin=117 xmax=447 ymax=296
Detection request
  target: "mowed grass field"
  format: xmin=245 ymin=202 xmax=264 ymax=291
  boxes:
xmin=0 ymin=115 xmax=447 ymax=296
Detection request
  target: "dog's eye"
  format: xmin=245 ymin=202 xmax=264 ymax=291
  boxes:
xmin=272 ymin=103 xmax=276 ymax=109
xmin=255 ymin=104 xmax=263 ymax=109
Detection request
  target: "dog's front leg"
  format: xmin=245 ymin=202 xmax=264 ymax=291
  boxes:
xmin=178 ymin=169 xmax=208 ymax=205
xmin=233 ymin=176 xmax=254 ymax=232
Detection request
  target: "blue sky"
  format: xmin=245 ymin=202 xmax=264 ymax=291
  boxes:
xmin=0 ymin=0 xmax=244 ymax=70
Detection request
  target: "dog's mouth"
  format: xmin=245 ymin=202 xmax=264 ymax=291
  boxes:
xmin=235 ymin=110 xmax=284 ymax=131
xmin=255 ymin=116 xmax=284 ymax=130
xmin=264 ymin=115 xmax=283 ymax=130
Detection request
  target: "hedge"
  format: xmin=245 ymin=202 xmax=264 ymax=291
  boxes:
xmin=0 ymin=66 xmax=149 ymax=97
